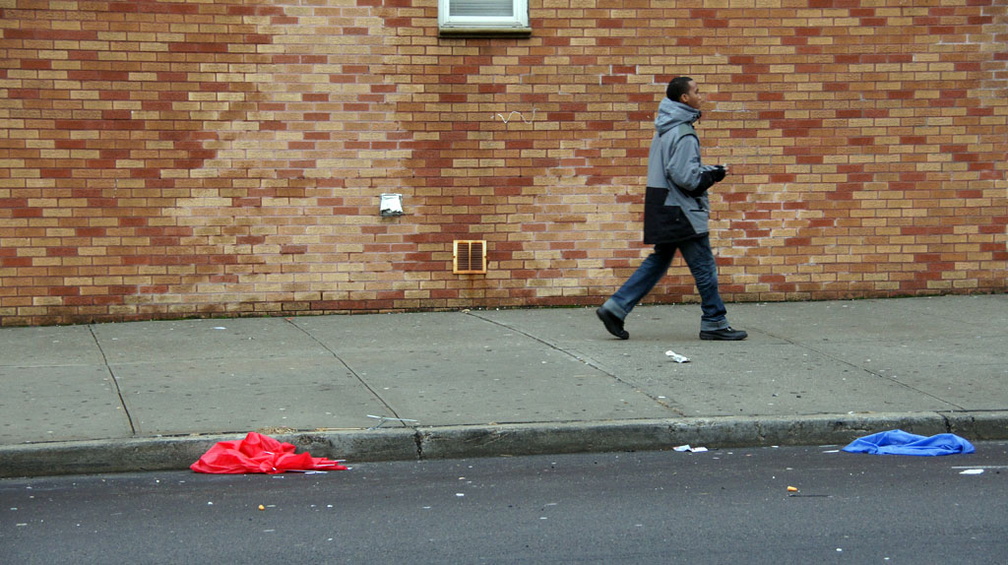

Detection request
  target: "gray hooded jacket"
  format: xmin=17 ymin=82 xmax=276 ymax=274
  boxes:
xmin=643 ymin=98 xmax=725 ymax=244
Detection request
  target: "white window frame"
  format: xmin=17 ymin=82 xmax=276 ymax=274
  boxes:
xmin=438 ymin=0 xmax=530 ymax=36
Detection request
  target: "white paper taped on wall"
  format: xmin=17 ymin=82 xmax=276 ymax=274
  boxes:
xmin=380 ymin=193 xmax=403 ymax=216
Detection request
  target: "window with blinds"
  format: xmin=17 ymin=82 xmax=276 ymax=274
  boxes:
xmin=438 ymin=0 xmax=530 ymax=35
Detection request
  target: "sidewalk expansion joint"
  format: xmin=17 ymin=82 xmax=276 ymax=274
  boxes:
xmin=414 ymin=429 xmax=425 ymax=459
xmin=758 ymin=328 xmax=968 ymax=411
xmin=284 ymin=317 xmax=403 ymax=423
xmin=465 ymin=310 xmax=653 ymax=400
xmin=89 ymin=324 xmax=137 ymax=436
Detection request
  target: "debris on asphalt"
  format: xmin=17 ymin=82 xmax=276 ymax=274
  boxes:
xmin=190 ymin=432 xmax=349 ymax=474
xmin=673 ymin=444 xmax=708 ymax=453
xmin=842 ymin=429 xmax=975 ymax=456
xmin=665 ymin=350 xmax=690 ymax=363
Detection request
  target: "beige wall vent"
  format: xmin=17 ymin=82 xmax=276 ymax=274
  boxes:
xmin=453 ymin=240 xmax=487 ymax=274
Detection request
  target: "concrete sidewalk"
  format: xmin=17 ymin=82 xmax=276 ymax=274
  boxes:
xmin=1 ymin=295 xmax=1005 ymax=477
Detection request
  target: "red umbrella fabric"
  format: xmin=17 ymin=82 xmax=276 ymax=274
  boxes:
xmin=191 ymin=432 xmax=348 ymax=474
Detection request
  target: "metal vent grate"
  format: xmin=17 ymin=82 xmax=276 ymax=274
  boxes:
xmin=453 ymin=240 xmax=487 ymax=274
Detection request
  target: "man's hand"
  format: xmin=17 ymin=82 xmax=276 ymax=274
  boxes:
xmin=694 ymin=165 xmax=729 ymax=194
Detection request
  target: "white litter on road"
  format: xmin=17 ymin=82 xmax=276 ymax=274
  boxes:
xmin=665 ymin=350 xmax=690 ymax=363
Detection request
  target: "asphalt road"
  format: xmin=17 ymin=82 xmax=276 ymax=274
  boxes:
xmin=3 ymin=443 xmax=1006 ymax=564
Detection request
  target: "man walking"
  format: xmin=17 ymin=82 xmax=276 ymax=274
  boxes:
xmin=596 ymin=76 xmax=747 ymax=341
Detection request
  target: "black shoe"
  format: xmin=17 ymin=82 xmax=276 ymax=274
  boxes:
xmin=699 ymin=327 xmax=748 ymax=341
xmin=596 ymin=307 xmax=629 ymax=340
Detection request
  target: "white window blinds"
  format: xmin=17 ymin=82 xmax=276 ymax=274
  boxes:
xmin=449 ymin=0 xmax=514 ymax=18
xmin=438 ymin=0 xmax=530 ymax=33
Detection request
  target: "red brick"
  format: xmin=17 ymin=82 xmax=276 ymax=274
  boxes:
xmin=0 ymin=0 xmax=1003 ymax=325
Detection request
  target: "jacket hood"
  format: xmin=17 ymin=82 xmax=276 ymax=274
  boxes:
xmin=654 ymin=98 xmax=701 ymax=135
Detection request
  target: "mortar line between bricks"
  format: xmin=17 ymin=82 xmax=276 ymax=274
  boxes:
xmin=88 ymin=325 xmax=137 ymax=435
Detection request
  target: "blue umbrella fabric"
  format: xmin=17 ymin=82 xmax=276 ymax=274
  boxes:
xmin=842 ymin=429 xmax=975 ymax=456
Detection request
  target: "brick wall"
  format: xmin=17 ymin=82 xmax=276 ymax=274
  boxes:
xmin=1 ymin=0 xmax=1005 ymax=326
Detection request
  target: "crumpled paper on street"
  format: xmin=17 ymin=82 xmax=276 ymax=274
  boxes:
xmin=842 ymin=429 xmax=975 ymax=456
xmin=191 ymin=432 xmax=348 ymax=474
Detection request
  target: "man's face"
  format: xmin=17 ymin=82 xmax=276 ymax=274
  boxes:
xmin=681 ymin=80 xmax=702 ymax=110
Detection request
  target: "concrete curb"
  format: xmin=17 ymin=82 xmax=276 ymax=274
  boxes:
xmin=414 ymin=411 xmax=1008 ymax=460
xmin=2 ymin=411 xmax=1005 ymax=478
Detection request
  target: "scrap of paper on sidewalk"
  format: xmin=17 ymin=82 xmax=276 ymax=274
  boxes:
xmin=665 ymin=350 xmax=690 ymax=363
